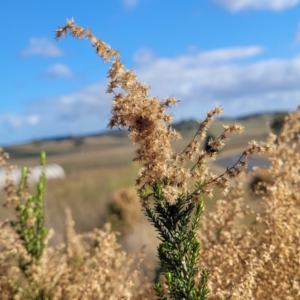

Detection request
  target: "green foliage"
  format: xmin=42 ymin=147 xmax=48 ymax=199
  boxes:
xmin=10 ymin=151 xmax=48 ymax=272
xmin=270 ymin=112 xmax=287 ymax=134
xmin=68 ymin=135 xmax=85 ymax=147
xmin=172 ymin=119 xmax=199 ymax=133
xmin=144 ymin=183 xmax=209 ymax=300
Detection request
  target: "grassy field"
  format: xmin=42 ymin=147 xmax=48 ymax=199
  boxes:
xmin=0 ymin=114 xmax=271 ymax=244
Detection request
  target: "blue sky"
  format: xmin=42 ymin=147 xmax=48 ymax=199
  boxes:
xmin=1 ymin=0 xmax=300 ymax=145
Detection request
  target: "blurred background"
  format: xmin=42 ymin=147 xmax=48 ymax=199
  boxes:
xmin=0 ymin=0 xmax=299 ymax=258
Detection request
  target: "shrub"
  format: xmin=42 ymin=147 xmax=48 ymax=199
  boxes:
xmin=0 ymin=18 xmax=298 ymax=300
xmin=198 ymin=108 xmax=300 ymax=299
xmin=68 ymin=135 xmax=85 ymax=147
xmin=108 ymin=187 xmax=143 ymax=234
xmin=1 ymin=151 xmax=153 ymax=299
xmin=248 ymin=168 xmax=273 ymax=194
xmin=270 ymin=112 xmax=288 ymax=134
xmin=54 ymin=19 xmax=273 ymax=299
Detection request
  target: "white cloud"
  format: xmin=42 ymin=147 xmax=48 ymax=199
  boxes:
xmin=30 ymin=46 xmax=300 ymax=126
xmin=132 ymin=46 xmax=300 ymax=118
xmin=122 ymin=0 xmax=139 ymax=9
xmin=27 ymin=115 xmax=40 ymax=126
xmin=0 ymin=113 xmax=40 ymax=130
xmin=41 ymin=63 xmax=75 ymax=80
xmin=213 ymin=0 xmax=300 ymax=12
xmin=26 ymin=82 xmax=112 ymax=133
xmin=133 ymin=47 xmax=156 ymax=65
xmin=179 ymin=46 xmax=264 ymax=65
xmin=0 ymin=114 xmax=23 ymax=129
xmin=56 ymin=83 xmax=110 ymax=107
xmin=0 ymin=82 xmax=112 ymax=144
xmin=21 ymin=37 xmax=63 ymax=57
xmin=133 ymin=46 xmax=264 ymax=66
xmin=2 ymin=45 xmax=300 ymax=145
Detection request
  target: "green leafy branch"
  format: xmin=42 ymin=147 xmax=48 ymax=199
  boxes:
xmin=144 ymin=183 xmax=210 ymax=300
xmin=10 ymin=151 xmax=48 ymax=272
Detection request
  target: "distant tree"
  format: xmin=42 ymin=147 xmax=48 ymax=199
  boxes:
xmin=32 ymin=139 xmax=42 ymax=148
xmin=74 ymin=137 xmax=85 ymax=147
xmin=68 ymin=135 xmax=85 ymax=147
xmin=270 ymin=112 xmax=288 ymax=134
xmin=172 ymin=119 xmax=199 ymax=133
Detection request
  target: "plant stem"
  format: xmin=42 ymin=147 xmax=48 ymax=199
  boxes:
xmin=144 ymin=183 xmax=209 ymax=300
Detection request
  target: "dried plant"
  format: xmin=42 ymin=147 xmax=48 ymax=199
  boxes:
xmin=198 ymin=107 xmax=300 ymax=299
xmin=55 ymin=19 xmax=272 ymax=206
xmin=4 ymin=151 xmax=48 ymax=273
xmin=0 ymin=18 xmax=298 ymax=300
xmin=0 ymin=152 xmax=153 ymax=299
xmin=108 ymin=187 xmax=143 ymax=234
xmin=54 ymin=19 xmax=272 ymax=299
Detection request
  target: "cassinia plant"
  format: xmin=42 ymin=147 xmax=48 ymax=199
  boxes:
xmin=2 ymin=152 xmax=48 ymax=298
xmin=146 ymin=184 xmax=209 ymax=299
xmin=2 ymin=151 xmax=152 ymax=299
xmin=7 ymin=151 xmax=48 ymax=273
xmin=54 ymin=19 xmax=272 ymax=300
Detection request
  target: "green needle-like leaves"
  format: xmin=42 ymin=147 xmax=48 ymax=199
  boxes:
xmin=144 ymin=187 xmax=209 ymax=300
xmin=10 ymin=151 xmax=48 ymax=272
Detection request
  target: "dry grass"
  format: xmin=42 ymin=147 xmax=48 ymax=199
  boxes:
xmin=1 ymin=108 xmax=298 ymax=299
xmin=0 ymin=19 xmax=298 ymax=299
xmin=0 ymin=123 xmax=265 ymax=239
xmin=198 ymin=108 xmax=300 ymax=299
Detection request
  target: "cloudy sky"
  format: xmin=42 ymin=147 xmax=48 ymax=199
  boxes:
xmin=1 ymin=0 xmax=300 ymax=145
